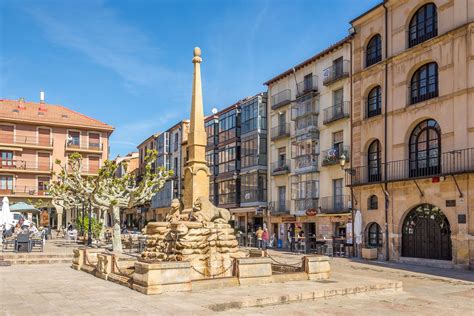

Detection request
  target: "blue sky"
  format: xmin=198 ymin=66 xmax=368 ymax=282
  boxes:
xmin=1 ymin=0 xmax=380 ymax=158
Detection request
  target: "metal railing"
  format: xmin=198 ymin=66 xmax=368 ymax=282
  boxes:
xmin=323 ymin=101 xmax=350 ymax=124
xmin=0 ymin=135 xmax=53 ymax=147
xmin=294 ymin=154 xmax=319 ymax=173
xmin=321 ymin=145 xmax=350 ymax=166
xmin=296 ymin=75 xmax=318 ymax=97
xmin=0 ymin=160 xmax=52 ymax=172
xmin=241 ymin=154 xmax=267 ymax=169
xmin=347 ymin=148 xmax=474 ymax=186
xmin=271 ymin=89 xmax=292 ymax=110
xmin=294 ymin=198 xmax=319 ymax=213
xmin=65 ymin=140 xmax=103 ymax=151
xmin=408 ymin=16 xmax=437 ymax=48
xmin=319 ymin=195 xmax=350 ymax=214
xmin=408 ymin=75 xmax=438 ymax=105
xmin=366 ymin=48 xmax=382 ymax=67
xmin=269 ymin=200 xmax=291 ymax=214
xmin=271 ymin=160 xmax=290 ymax=175
xmin=0 ymin=186 xmax=50 ymax=196
xmin=323 ymin=60 xmax=350 ymax=85
xmin=291 ymin=96 xmax=319 ymax=120
xmin=270 ymin=124 xmax=291 ymax=140
xmin=66 ymin=165 xmax=99 ymax=174
xmin=241 ymin=189 xmax=267 ymax=203
xmin=294 ymin=115 xmax=319 ymax=138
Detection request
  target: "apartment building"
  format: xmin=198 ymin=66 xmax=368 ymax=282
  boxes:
xmin=205 ymin=93 xmax=268 ymax=233
xmin=0 ymin=95 xmax=114 ymax=228
xmin=114 ymin=152 xmax=139 ymax=179
xmin=265 ymin=38 xmax=352 ymax=248
xmin=349 ymin=0 xmax=473 ymax=268
xmin=151 ymin=120 xmax=189 ymax=221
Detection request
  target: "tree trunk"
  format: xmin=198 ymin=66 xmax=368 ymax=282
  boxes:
xmin=111 ymin=205 xmax=123 ymax=252
xmin=98 ymin=209 xmax=106 ymax=241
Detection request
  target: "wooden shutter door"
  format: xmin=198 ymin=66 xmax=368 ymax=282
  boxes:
xmin=0 ymin=125 xmax=14 ymax=143
xmin=38 ymin=152 xmax=50 ymax=171
xmin=89 ymin=156 xmax=100 ymax=173
xmin=38 ymin=128 xmax=51 ymax=146
xmin=89 ymin=133 xmax=100 ymax=149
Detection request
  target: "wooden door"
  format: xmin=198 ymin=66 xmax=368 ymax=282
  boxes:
xmin=38 ymin=128 xmax=51 ymax=146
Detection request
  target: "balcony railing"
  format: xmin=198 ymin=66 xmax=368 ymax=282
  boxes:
xmin=294 ymin=198 xmax=319 ymax=213
xmin=271 ymin=89 xmax=292 ymax=110
xmin=323 ymin=101 xmax=350 ymax=124
xmin=291 ymin=96 xmax=319 ymax=120
xmin=408 ymin=16 xmax=437 ymax=48
xmin=321 ymin=145 xmax=350 ymax=166
xmin=294 ymin=154 xmax=319 ymax=173
xmin=241 ymin=189 xmax=267 ymax=203
xmin=294 ymin=115 xmax=319 ymax=139
xmin=347 ymin=148 xmax=474 ymax=186
xmin=271 ymin=160 xmax=291 ymax=175
xmin=269 ymin=200 xmax=291 ymax=214
xmin=296 ymin=75 xmax=318 ymax=97
xmin=65 ymin=140 xmax=103 ymax=151
xmin=0 ymin=135 xmax=53 ymax=147
xmin=0 ymin=160 xmax=52 ymax=172
xmin=218 ymin=192 xmax=238 ymax=206
xmin=270 ymin=124 xmax=291 ymax=140
xmin=0 ymin=186 xmax=50 ymax=197
xmin=319 ymin=195 xmax=351 ymax=214
xmin=66 ymin=165 xmax=99 ymax=174
xmin=323 ymin=60 xmax=350 ymax=86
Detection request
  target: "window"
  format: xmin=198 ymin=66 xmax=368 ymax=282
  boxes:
xmin=368 ymin=195 xmax=378 ymax=210
xmin=333 ymin=57 xmax=344 ymax=77
xmin=67 ymin=131 xmax=80 ymax=147
xmin=409 ymin=3 xmax=437 ymax=47
xmin=0 ymin=151 xmax=13 ymax=168
xmin=241 ymin=172 xmax=266 ymax=202
xmin=277 ymin=186 xmax=286 ymax=212
xmin=409 ymin=119 xmax=441 ymax=177
xmin=174 ymin=133 xmax=179 ymax=152
xmin=368 ymin=140 xmax=381 ymax=182
xmin=303 ymin=73 xmax=314 ymax=92
xmin=333 ymin=179 xmax=343 ymax=210
xmin=38 ymin=177 xmax=50 ymax=195
xmin=367 ymin=86 xmax=382 ymax=118
xmin=366 ymin=34 xmax=382 ymax=67
xmin=0 ymin=175 xmax=13 ymax=191
xmin=333 ymin=131 xmax=344 ymax=156
xmin=367 ymin=222 xmax=382 ymax=248
xmin=278 ymin=147 xmax=286 ymax=163
xmin=88 ymin=133 xmax=100 ymax=149
xmin=218 ymin=144 xmax=237 ymax=173
xmin=205 ymin=120 xmax=218 ymax=146
xmin=218 ymin=109 xmax=238 ymax=143
xmin=174 ymin=157 xmax=179 ymax=175
xmin=218 ymin=179 xmax=238 ymax=205
xmin=241 ymin=135 xmax=266 ymax=168
xmin=241 ymin=99 xmax=261 ymax=134
xmin=410 ymin=62 xmax=438 ymax=104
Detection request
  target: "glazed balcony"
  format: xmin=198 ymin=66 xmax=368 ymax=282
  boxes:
xmin=0 ymin=160 xmax=52 ymax=174
xmin=241 ymin=189 xmax=267 ymax=204
xmin=294 ymin=198 xmax=319 ymax=214
xmin=218 ymin=192 xmax=238 ymax=207
xmin=271 ymin=160 xmax=290 ymax=175
xmin=65 ymin=140 xmax=103 ymax=153
xmin=347 ymin=148 xmax=474 ymax=186
xmin=321 ymin=145 xmax=350 ymax=167
xmin=296 ymin=75 xmax=319 ymax=97
xmin=291 ymin=96 xmax=319 ymax=120
xmin=322 ymin=60 xmax=350 ymax=86
xmin=319 ymin=195 xmax=351 ymax=214
xmin=270 ymin=124 xmax=291 ymax=141
xmin=323 ymin=101 xmax=350 ymax=124
xmin=241 ymin=154 xmax=267 ymax=169
xmin=271 ymin=89 xmax=292 ymax=110
xmin=294 ymin=154 xmax=319 ymax=174
xmin=269 ymin=200 xmax=291 ymax=215
xmin=0 ymin=135 xmax=53 ymax=149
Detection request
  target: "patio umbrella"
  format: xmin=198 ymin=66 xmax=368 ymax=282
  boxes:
xmin=1 ymin=197 xmax=12 ymax=227
xmin=9 ymin=202 xmax=39 ymax=213
xmin=354 ymin=209 xmax=362 ymax=245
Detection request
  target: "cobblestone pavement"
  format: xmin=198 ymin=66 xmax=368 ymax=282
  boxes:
xmin=0 ymin=252 xmax=472 ymax=315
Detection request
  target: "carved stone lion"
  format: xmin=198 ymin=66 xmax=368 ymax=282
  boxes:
xmin=191 ymin=196 xmax=231 ymax=224
xmin=165 ymin=198 xmax=183 ymax=223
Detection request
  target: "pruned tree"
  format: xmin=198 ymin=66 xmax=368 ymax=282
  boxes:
xmin=49 ymin=151 xmax=172 ymax=252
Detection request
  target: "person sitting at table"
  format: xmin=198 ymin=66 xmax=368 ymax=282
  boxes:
xmin=29 ymin=223 xmax=39 ymax=235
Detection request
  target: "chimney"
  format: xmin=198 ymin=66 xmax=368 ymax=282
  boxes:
xmin=40 ymin=91 xmax=45 ymax=103
xmin=38 ymin=91 xmax=47 ymax=112
xmin=18 ymin=97 xmax=25 ymax=109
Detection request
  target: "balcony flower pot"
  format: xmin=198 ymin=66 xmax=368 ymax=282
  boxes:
xmin=362 ymin=247 xmax=378 ymax=260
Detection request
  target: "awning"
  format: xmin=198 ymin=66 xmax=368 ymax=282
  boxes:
xmin=230 ymin=207 xmax=257 ymax=214
xmin=9 ymin=202 xmax=39 ymax=213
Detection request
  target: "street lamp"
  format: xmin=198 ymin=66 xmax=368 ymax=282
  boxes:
xmin=339 ymin=153 xmax=347 ymax=170
xmin=339 ymin=153 xmax=356 ymax=258
xmin=87 ymin=199 xmax=92 ymax=247
xmin=81 ymin=199 xmax=85 ymax=237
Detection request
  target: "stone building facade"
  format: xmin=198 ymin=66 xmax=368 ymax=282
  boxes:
xmin=349 ymin=0 xmax=474 ymax=268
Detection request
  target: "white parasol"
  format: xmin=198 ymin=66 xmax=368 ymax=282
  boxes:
xmin=1 ymin=197 xmax=12 ymax=228
xmin=354 ymin=209 xmax=362 ymax=245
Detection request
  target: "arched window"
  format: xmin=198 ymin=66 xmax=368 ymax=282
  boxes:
xmin=368 ymin=195 xmax=378 ymax=210
xmin=368 ymin=140 xmax=381 ymax=182
xmin=410 ymin=62 xmax=438 ymax=104
xmin=409 ymin=119 xmax=441 ymax=177
xmin=367 ymin=222 xmax=382 ymax=248
xmin=367 ymin=86 xmax=382 ymax=118
xmin=366 ymin=35 xmax=382 ymax=67
xmin=409 ymin=3 xmax=437 ymax=47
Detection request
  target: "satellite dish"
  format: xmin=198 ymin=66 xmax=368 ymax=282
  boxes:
xmin=211 ymin=108 xmax=218 ymax=114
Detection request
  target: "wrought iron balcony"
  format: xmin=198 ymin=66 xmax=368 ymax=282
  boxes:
xmin=347 ymin=148 xmax=474 ymax=186
xmin=323 ymin=101 xmax=350 ymax=124
xmin=294 ymin=198 xmax=319 ymax=213
xmin=296 ymin=75 xmax=319 ymax=97
xmin=0 ymin=160 xmax=52 ymax=172
xmin=0 ymin=135 xmax=53 ymax=147
xmin=65 ymin=140 xmax=103 ymax=151
xmin=294 ymin=115 xmax=319 ymax=140
xmin=271 ymin=89 xmax=292 ymax=110
xmin=271 ymin=160 xmax=290 ymax=175
xmin=294 ymin=154 xmax=319 ymax=173
xmin=269 ymin=200 xmax=291 ymax=215
xmin=270 ymin=124 xmax=291 ymax=140
xmin=0 ymin=186 xmax=51 ymax=197
xmin=319 ymin=195 xmax=351 ymax=214
xmin=321 ymin=145 xmax=350 ymax=166
xmin=291 ymin=96 xmax=319 ymax=120
xmin=323 ymin=60 xmax=350 ymax=86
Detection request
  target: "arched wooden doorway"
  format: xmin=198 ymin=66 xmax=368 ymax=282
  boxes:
xmin=402 ymin=204 xmax=451 ymax=260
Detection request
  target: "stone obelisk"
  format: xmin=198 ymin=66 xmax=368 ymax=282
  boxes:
xmin=182 ymin=47 xmax=211 ymax=209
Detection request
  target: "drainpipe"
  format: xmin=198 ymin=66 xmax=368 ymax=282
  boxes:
xmin=383 ymin=3 xmax=390 ymax=261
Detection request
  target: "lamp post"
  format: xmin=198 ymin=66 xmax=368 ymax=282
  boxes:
xmin=87 ymin=199 xmax=92 ymax=247
xmin=339 ymin=154 xmax=356 ymax=258
xmin=81 ymin=199 xmax=85 ymax=238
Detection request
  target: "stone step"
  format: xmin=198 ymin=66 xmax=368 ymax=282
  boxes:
xmin=3 ymin=258 xmax=72 ymax=265
xmin=0 ymin=253 xmax=73 ymax=260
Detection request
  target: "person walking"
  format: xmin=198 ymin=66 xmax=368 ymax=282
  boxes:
xmin=262 ymin=228 xmax=269 ymax=252
xmin=256 ymin=226 xmax=264 ymax=249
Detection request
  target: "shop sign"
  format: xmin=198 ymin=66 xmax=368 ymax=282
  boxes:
xmin=305 ymin=208 xmax=317 ymax=216
xmin=282 ymin=217 xmax=296 ymax=222
xmin=330 ymin=216 xmax=349 ymax=223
